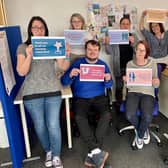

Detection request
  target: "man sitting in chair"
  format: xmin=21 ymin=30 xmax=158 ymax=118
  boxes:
xmin=123 ymin=40 xmax=160 ymax=149
xmin=61 ymin=40 xmax=113 ymax=168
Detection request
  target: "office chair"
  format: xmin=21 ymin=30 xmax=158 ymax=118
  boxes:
xmin=118 ymin=90 xmax=161 ymax=149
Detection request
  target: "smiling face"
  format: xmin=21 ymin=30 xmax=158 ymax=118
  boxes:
xmin=86 ymin=43 xmax=100 ymax=62
xmin=135 ymin=43 xmax=146 ymax=60
xmin=120 ymin=18 xmax=131 ymax=30
xmin=31 ymin=20 xmax=45 ymax=36
xmin=151 ymin=23 xmax=161 ymax=34
xmin=71 ymin=16 xmax=84 ymax=30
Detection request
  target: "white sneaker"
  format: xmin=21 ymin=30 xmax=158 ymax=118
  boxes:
xmin=143 ymin=129 xmax=150 ymax=145
xmin=45 ymin=151 xmax=52 ymax=167
xmin=52 ymin=156 xmax=63 ymax=168
xmin=134 ymin=130 xmax=144 ymax=149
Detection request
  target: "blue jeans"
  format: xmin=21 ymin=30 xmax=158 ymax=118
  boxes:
xmin=24 ymin=96 xmax=62 ymax=156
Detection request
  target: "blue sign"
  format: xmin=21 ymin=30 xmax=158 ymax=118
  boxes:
xmin=32 ymin=36 xmax=66 ymax=59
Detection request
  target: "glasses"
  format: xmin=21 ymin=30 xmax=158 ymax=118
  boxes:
xmin=31 ymin=26 xmax=45 ymax=31
xmin=136 ymin=48 xmax=146 ymax=53
xmin=71 ymin=20 xmax=82 ymax=24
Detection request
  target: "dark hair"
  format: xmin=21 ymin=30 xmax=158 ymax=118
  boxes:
xmin=120 ymin=16 xmax=131 ymax=25
xmin=136 ymin=40 xmax=150 ymax=59
xmin=25 ymin=16 xmax=49 ymax=45
xmin=149 ymin=23 xmax=165 ymax=35
xmin=85 ymin=40 xmax=101 ymax=51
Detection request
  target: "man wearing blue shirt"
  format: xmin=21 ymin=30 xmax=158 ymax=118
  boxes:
xmin=61 ymin=40 xmax=113 ymax=168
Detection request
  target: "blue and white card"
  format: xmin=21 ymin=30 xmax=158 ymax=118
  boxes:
xmin=32 ymin=36 xmax=66 ymax=59
xmin=108 ymin=29 xmax=129 ymax=44
xmin=64 ymin=30 xmax=86 ymax=45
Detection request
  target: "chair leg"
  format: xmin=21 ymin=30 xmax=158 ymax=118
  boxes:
xmin=150 ymin=130 xmax=161 ymax=145
xmin=119 ymin=125 xmax=135 ymax=135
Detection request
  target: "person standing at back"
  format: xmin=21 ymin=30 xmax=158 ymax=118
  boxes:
xmin=16 ymin=16 xmax=70 ymax=168
xmin=105 ymin=16 xmax=138 ymax=107
xmin=69 ymin=13 xmax=94 ymax=63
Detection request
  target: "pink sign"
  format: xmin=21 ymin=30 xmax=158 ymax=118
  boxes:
xmin=80 ymin=64 xmax=105 ymax=81
xmin=126 ymin=68 xmax=152 ymax=86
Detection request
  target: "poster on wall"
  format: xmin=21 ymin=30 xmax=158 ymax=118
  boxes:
xmin=32 ymin=36 xmax=66 ymax=59
xmin=86 ymin=2 xmax=138 ymax=41
xmin=0 ymin=31 xmax=16 ymax=95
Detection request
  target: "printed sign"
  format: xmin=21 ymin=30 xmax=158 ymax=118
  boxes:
xmin=80 ymin=64 xmax=105 ymax=81
xmin=64 ymin=30 xmax=86 ymax=45
xmin=126 ymin=68 xmax=152 ymax=86
xmin=32 ymin=36 xmax=66 ymax=59
xmin=108 ymin=29 xmax=129 ymax=44
xmin=146 ymin=9 xmax=167 ymax=23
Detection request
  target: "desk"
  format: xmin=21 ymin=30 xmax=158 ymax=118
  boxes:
xmin=14 ymin=86 xmax=73 ymax=158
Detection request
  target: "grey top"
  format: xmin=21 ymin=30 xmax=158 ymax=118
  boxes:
xmin=105 ymin=32 xmax=138 ymax=77
xmin=126 ymin=58 xmax=158 ymax=97
xmin=141 ymin=28 xmax=168 ymax=58
xmin=17 ymin=43 xmax=62 ymax=97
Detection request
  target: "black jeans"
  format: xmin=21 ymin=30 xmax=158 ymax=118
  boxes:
xmin=125 ymin=92 xmax=154 ymax=138
xmin=72 ymin=95 xmax=110 ymax=152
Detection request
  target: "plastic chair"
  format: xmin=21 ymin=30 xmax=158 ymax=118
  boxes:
xmin=118 ymin=92 xmax=161 ymax=148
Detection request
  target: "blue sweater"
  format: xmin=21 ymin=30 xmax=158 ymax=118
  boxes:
xmin=61 ymin=57 xmax=113 ymax=98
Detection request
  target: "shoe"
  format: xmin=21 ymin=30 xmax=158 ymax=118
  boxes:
xmin=134 ymin=130 xmax=143 ymax=149
xmin=84 ymin=155 xmax=96 ymax=167
xmin=143 ymin=129 xmax=150 ymax=145
xmin=92 ymin=150 xmax=109 ymax=168
xmin=52 ymin=156 xmax=63 ymax=168
xmin=45 ymin=151 xmax=52 ymax=167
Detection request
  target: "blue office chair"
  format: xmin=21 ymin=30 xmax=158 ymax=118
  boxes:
xmin=118 ymin=90 xmax=161 ymax=149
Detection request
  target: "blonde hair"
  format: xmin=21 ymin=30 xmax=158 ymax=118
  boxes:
xmin=70 ymin=13 xmax=86 ymax=29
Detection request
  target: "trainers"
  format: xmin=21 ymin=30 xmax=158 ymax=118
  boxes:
xmin=92 ymin=150 xmax=109 ymax=168
xmin=84 ymin=155 xmax=96 ymax=167
xmin=52 ymin=156 xmax=63 ymax=168
xmin=45 ymin=151 xmax=52 ymax=167
xmin=143 ymin=129 xmax=150 ymax=145
xmin=134 ymin=130 xmax=143 ymax=149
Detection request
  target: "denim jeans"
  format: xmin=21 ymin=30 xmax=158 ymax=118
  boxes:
xmin=24 ymin=95 xmax=62 ymax=156
xmin=126 ymin=92 xmax=154 ymax=138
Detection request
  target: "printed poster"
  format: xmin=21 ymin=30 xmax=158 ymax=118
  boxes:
xmin=64 ymin=30 xmax=86 ymax=45
xmin=0 ymin=31 xmax=16 ymax=95
xmin=32 ymin=36 xmax=66 ymax=59
xmin=80 ymin=64 xmax=105 ymax=81
xmin=146 ymin=9 xmax=167 ymax=23
xmin=108 ymin=29 xmax=129 ymax=44
xmin=126 ymin=68 xmax=152 ymax=86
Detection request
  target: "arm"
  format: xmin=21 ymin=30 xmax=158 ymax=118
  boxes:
xmin=152 ymin=62 xmax=160 ymax=88
xmin=16 ymin=44 xmax=32 ymax=76
xmin=139 ymin=10 xmax=147 ymax=31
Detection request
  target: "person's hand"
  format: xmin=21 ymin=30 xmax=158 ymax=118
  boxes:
xmin=105 ymin=36 xmax=110 ymax=44
xmin=152 ymin=78 xmax=160 ymax=86
xmin=104 ymin=73 xmax=111 ymax=81
xmin=123 ymin=75 xmax=127 ymax=82
xmin=166 ymin=11 xmax=168 ymax=17
xmin=129 ymin=35 xmax=135 ymax=44
xmin=69 ymin=68 xmax=80 ymax=78
xmin=142 ymin=10 xmax=147 ymax=17
xmin=26 ymin=45 xmax=33 ymax=58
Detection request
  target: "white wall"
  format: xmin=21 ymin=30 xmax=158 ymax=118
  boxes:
xmin=4 ymin=0 xmax=168 ymax=41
